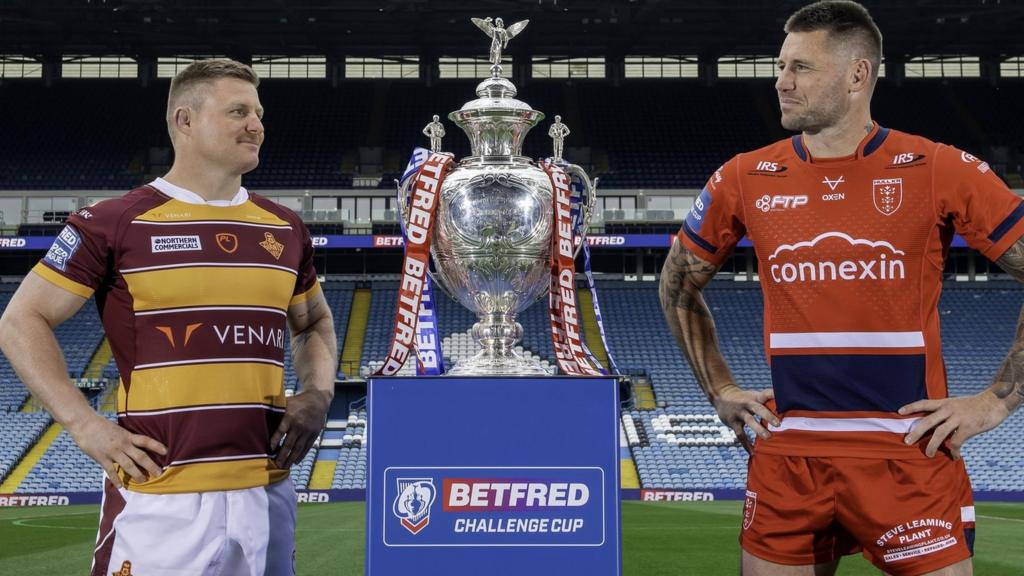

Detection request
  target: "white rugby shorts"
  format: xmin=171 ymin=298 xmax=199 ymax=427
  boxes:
xmin=91 ymin=477 xmax=296 ymax=576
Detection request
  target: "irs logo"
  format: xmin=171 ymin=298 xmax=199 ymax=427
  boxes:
xmin=873 ymin=178 xmax=903 ymax=216
xmin=393 ymin=478 xmax=436 ymax=535
xmin=743 ymin=490 xmax=757 ymax=530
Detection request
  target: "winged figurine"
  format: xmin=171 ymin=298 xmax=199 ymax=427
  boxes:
xmin=471 ymin=17 xmax=529 ymax=67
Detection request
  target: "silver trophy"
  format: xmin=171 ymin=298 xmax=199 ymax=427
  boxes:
xmin=399 ymin=17 xmax=597 ymax=375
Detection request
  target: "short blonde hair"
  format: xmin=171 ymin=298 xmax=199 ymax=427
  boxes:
xmin=166 ymin=58 xmax=260 ymax=141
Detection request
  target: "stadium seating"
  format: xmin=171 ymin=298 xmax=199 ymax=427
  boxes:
xmin=0 ymin=412 xmax=51 ymax=481
xmin=3 ymin=279 xmax=1023 ymax=493
xmin=330 ymin=409 xmax=367 ymax=490
xmin=1 ymin=81 xmax=1021 ymax=191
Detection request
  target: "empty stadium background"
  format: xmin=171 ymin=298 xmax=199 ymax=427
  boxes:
xmin=0 ymin=1 xmax=1023 ymax=573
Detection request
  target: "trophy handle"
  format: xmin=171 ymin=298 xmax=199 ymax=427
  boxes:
xmin=562 ymin=163 xmax=598 ymax=258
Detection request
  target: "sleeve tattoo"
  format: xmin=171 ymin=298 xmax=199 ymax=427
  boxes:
xmin=659 ymin=241 xmax=733 ymax=401
xmin=993 ymin=236 xmax=1024 ymax=412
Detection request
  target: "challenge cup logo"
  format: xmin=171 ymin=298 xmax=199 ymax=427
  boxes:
xmin=393 ymin=478 xmax=437 ymax=535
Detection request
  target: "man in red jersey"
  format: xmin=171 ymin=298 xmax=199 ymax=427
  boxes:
xmin=660 ymin=2 xmax=1023 ymax=575
xmin=0 ymin=59 xmax=337 ymax=575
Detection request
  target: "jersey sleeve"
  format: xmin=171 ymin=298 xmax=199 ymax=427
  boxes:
xmin=289 ymin=219 xmax=320 ymax=306
xmin=676 ymin=157 xmax=746 ymax=264
xmin=934 ymin=145 xmax=1024 ymax=260
xmin=31 ymin=205 xmax=117 ymax=298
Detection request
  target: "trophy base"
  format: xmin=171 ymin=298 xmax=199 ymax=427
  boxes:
xmin=446 ymin=348 xmax=553 ymax=376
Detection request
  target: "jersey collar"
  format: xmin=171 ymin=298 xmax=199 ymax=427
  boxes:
xmin=149 ymin=178 xmax=249 ymax=207
xmin=791 ymin=123 xmax=890 ymax=163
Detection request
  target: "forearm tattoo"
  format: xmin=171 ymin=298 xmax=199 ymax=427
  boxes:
xmin=659 ymin=243 xmax=729 ymax=401
xmin=993 ymin=237 xmax=1024 ymax=411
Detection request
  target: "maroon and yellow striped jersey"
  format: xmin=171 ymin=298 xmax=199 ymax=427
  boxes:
xmin=35 ymin=179 xmax=320 ymax=494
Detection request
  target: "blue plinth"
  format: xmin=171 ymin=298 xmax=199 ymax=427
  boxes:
xmin=366 ymin=376 xmax=621 ymax=576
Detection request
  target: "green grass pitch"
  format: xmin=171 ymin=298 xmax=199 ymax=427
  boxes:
xmin=1 ymin=501 xmax=1021 ymax=575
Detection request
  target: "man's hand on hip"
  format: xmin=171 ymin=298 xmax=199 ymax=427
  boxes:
xmin=270 ymin=388 xmax=331 ymax=469
xmin=68 ymin=413 xmax=167 ymax=488
xmin=899 ymin=390 xmax=1010 ymax=459
xmin=712 ymin=385 xmax=779 ymax=454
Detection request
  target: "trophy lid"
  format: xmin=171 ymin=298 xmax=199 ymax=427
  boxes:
xmin=450 ymin=18 xmax=544 ymax=159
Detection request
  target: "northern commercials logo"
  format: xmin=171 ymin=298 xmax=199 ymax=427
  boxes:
xmin=393 ymin=478 xmax=437 ymax=535
xmin=747 ymin=160 xmax=788 ymax=177
xmin=151 ymin=235 xmax=202 ymax=253
xmin=873 ymin=178 xmax=903 ymax=216
xmin=767 ymin=231 xmax=906 ymax=284
xmin=755 ymin=194 xmax=808 ymax=212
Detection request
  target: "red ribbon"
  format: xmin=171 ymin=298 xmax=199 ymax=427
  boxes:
xmin=543 ymin=162 xmax=602 ymax=376
xmin=376 ymin=153 xmax=453 ymax=376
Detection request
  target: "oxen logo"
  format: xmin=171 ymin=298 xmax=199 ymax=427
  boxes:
xmin=743 ymin=490 xmax=757 ymax=530
xmin=393 ymin=478 xmax=436 ymax=535
xmin=216 ymin=232 xmax=238 ymax=254
xmin=873 ymin=178 xmax=903 ymax=216
xmin=112 ymin=560 xmax=134 ymax=576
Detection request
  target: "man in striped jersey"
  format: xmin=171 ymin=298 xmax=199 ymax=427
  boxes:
xmin=0 ymin=58 xmax=337 ymax=575
xmin=660 ymin=2 xmax=1023 ymax=575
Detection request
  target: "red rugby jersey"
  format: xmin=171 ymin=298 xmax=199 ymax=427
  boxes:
xmin=34 ymin=179 xmax=320 ymax=492
xmin=678 ymin=125 xmax=1024 ymax=458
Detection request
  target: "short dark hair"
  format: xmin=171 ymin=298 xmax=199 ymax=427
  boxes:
xmin=785 ymin=1 xmax=883 ymax=83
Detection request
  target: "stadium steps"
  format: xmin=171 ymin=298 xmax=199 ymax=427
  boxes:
xmin=99 ymin=381 xmax=119 ymax=412
xmin=308 ymin=460 xmax=337 ymax=490
xmin=0 ymin=422 xmax=61 ymax=492
xmin=339 ymin=288 xmax=372 ymax=377
xmin=631 ymin=382 xmax=657 ymax=410
xmin=18 ymin=395 xmax=40 ymax=413
xmin=620 ymin=457 xmax=641 ymax=489
xmin=82 ymin=337 xmax=113 ymax=379
xmin=577 ymin=288 xmax=610 ymax=371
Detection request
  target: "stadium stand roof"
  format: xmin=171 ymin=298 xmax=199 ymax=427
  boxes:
xmin=1 ymin=1 xmax=1023 ymax=62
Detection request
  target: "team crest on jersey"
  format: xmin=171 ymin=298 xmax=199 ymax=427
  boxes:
xmin=216 ymin=232 xmax=239 ymax=254
xmin=112 ymin=560 xmax=134 ymax=576
xmin=872 ymin=178 xmax=903 ymax=216
xmin=743 ymin=490 xmax=757 ymax=530
xmin=259 ymin=232 xmax=284 ymax=260
xmin=393 ymin=478 xmax=437 ymax=535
